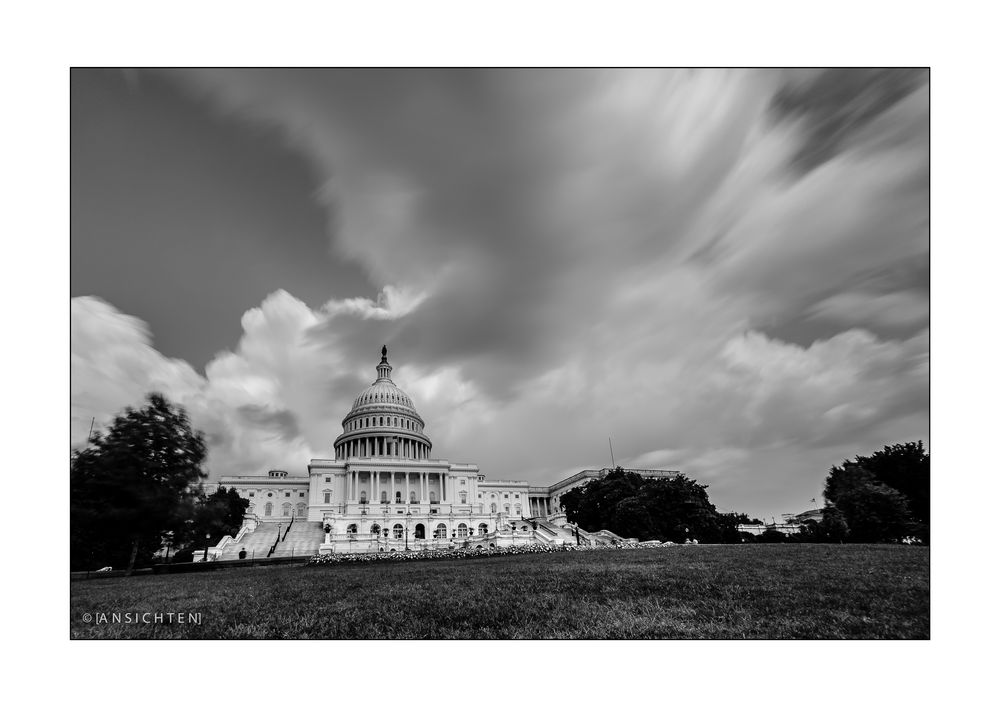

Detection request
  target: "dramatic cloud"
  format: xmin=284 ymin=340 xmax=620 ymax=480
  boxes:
xmin=71 ymin=69 xmax=928 ymax=518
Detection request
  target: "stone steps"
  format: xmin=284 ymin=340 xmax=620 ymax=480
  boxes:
xmin=219 ymin=522 xmax=285 ymax=560
xmin=271 ymin=521 xmax=326 ymax=558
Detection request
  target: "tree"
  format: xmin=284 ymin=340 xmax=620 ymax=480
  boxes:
xmin=832 ymin=481 xmax=915 ymax=543
xmin=192 ymin=487 xmax=249 ymax=546
xmin=797 ymin=507 xmax=849 ymax=543
xmin=756 ymin=528 xmax=787 ymax=543
xmin=70 ymin=394 xmax=207 ymax=573
xmin=845 ymin=442 xmax=929 ymax=539
xmin=823 ymin=443 xmax=926 ymax=543
xmin=562 ymin=468 xmax=726 ymax=543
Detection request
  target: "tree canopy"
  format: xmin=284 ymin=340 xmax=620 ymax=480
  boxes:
xmin=560 ymin=469 xmax=726 ymax=543
xmin=823 ymin=441 xmax=929 ymax=543
xmin=70 ymin=393 xmax=208 ymax=572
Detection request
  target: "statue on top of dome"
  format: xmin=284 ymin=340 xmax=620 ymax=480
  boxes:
xmin=381 ymin=344 xmax=388 ymax=362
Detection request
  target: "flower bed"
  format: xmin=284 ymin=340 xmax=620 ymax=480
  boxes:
xmin=306 ymin=541 xmax=662 ymax=565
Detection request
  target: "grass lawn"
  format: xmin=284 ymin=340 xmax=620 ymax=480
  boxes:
xmin=70 ymin=544 xmax=929 ymax=639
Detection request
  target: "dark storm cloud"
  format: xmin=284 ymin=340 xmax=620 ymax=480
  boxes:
xmin=71 ymin=69 xmax=373 ymax=370
xmin=771 ymin=68 xmax=929 ymax=171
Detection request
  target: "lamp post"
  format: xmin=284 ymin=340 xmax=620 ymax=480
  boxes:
xmin=405 ymin=510 xmax=411 ymax=551
xmin=203 ymin=531 xmax=211 ymax=562
xmin=163 ymin=531 xmax=174 ymax=564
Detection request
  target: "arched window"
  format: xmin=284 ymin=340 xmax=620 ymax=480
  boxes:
xmin=429 ymin=491 xmax=437 ymax=504
xmin=264 ymin=502 xmax=273 ymax=517
xmin=514 ymin=503 xmax=521 ymax=516
xmin=370 ymin=523 xmax=381 ymax=535
xmin=490 ymin=503 xmax=497 ymax=513
xmin=296 ymin=503 xmax=306 ymax=517
xmin=457 ymin=523 xmax=468 ymax=538
xmin=281 ymin=503 xmax=291 ymax=517
xmin=393 ymin=524 xmax=403 ymax=539
xmin=414 ymin=523 xmax=425 ymax=539
xmin=360 ymin=491 xmax=367 ymax=504
xmin=381 ymin=491 xmax=388 ymax=504
xmin=460 ymin=491 xmax=467 ymax=504
xmin=347 ymin=524 xmax=357 ymax=535
xmin=395 ymin=491 xmax=402 ymax=503
xmin=478 ymin=523 xmax=489 ymax=535
xmin=434 ymin=523 xmax=448 ymax=539
xmin=409 ymin=491 xmax=417 ymax=503
xmin=504 ymin=504 xmax=510 ymax=514
xmin=380 ymin=416 xmax=384 ymax=425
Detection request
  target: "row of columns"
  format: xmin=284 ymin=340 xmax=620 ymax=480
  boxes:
xmin=335 ymin=436 xmax=430 ymax=461
xmin=346 ymin=470 xmax=452 ymax=504
xmin=529 ymin=497 xmax=552 ymax=517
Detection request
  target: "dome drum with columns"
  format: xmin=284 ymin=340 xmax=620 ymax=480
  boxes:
xmin=333 ymin=345 xmax=432 ymax=461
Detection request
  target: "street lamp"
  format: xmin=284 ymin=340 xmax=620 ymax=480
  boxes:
xmin=405 ymin=510 xmax=411 ymax=551
xmin=203 ymin=531 xmax=211 ymax=562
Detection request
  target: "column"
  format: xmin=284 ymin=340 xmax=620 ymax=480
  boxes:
xmin=370 ymin=472 xmax=375 ymax=503
xmin=441 ymin=472 xmax=446 ymax=501
xmin=392 ymin=473 xmax=396 ymax=505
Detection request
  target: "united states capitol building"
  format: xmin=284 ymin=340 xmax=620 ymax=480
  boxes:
xmin=204 ymin=347 xmax=678 ymax=560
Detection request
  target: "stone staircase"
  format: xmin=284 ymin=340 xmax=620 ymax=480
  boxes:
xmin=271 ymin=521 xmax=326 ymax=557
xmin=219 ymin=521 xmax=285 ymax=561
xmin=533 ymin=518 xmax=579 ymax=545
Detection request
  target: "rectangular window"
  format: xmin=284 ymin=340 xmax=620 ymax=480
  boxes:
xmin=515 ymin=494 xmax=520 ymax=499
xmin=249 ymin=492 xmax=255 ymax=497
xmin=285 ymin=492 xmax=290 ymax=497
xmin=299 ymin=492 xmax=305 ymax=498
xmin=323 ymin=492 xmax=331 ymax=503
xmin=460 ymin=479 xmax=466 ymax=485
xmin=504 ymin=493 xmax=509 ymax=498
xmin=325 ymin=476 xmax=331 ymax=483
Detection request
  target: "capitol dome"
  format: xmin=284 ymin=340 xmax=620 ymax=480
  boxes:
xmin=333 ymin=346 xmax=432 ymax=461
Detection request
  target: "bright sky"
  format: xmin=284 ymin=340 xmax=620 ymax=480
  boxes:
xmin=70 ymin=68 xmax=928 ymax=521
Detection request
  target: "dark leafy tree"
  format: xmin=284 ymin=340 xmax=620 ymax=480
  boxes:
xmin=756 ymin=528 xmax=788 ymax=543
xmin=562 ymin=468 xmax=727 ymax=543
xmin=170 ymin=486 xmax=250 ymax=559
xmin=842 ymin=442 xmax=929 ymax=538
xmin=798 ymin=507 xmax=850 ymax=543
xmin=823 ymin=442 xmax=928 ymax=543
xmin=70 ymin=394 xmax=207 ymax=573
